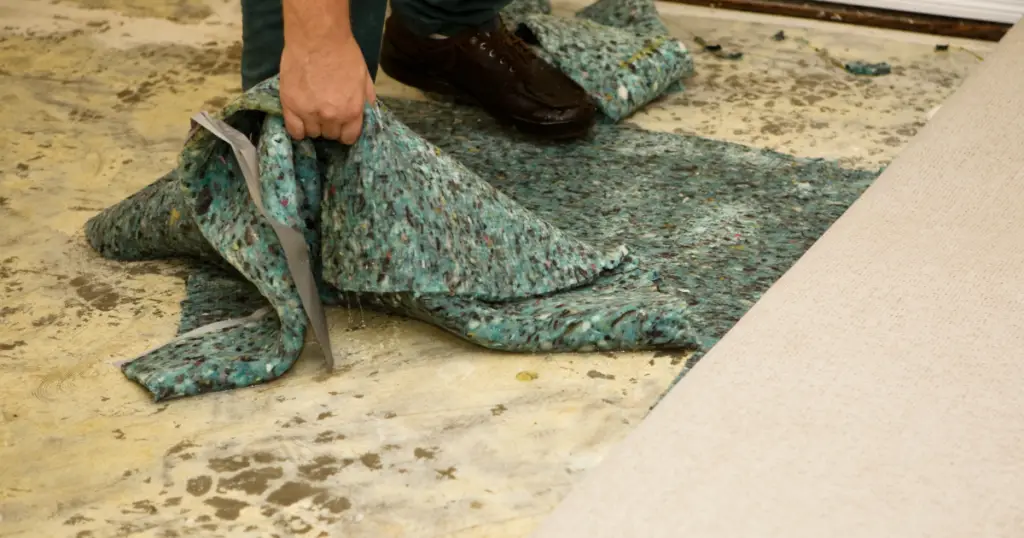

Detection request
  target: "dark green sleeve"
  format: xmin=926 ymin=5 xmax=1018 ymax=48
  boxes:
xmin=239 ymin=0 xmax=388 ymax=91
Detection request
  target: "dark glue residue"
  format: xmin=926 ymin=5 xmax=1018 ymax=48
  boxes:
xmin=694 ymin=36 xmax=743 ymax=60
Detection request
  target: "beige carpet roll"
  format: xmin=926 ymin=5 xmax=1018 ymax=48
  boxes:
xmin=531 ymin=21 xmax=1024 ymax=538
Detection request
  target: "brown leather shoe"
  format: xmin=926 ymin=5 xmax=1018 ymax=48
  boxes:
xmin=379 ymin=15 xmax=597 ymax=140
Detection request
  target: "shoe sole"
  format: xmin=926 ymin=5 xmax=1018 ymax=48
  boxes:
xmin=379 ymin=43 xmax=595 ymax=141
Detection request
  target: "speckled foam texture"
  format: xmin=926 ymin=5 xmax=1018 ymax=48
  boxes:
xmin=85 ymin=73 xmax=878 ymax=401
xmin=84 ymin=2 xmax=878 ymax=401
xmin=87 ymin=87 xmax=315 ymax=400
xmin=575 ymin=0 xmax=670 ymax=37
xmin=321 ymin=103 xmax=629 ymax=299
xmin=501 ymin=0 xmax=552 ymax=22
xmin=501 ymin=0 xmax=693 ymax=121
xmin=385 ymin=99 xmax=879 ymax=363
xmin=570 ymin=0 xmax=686 ymax=95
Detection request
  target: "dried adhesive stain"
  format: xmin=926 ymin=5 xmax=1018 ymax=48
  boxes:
xmin=122 ymin=500 xmax=157 ymax=515
xmin=207 ymin=455 xmax=251 ymax=473
xmin=64 ymin=514 xmax=93 ymax=525
xmin=70 ymin=276 xmax=126 ymax=311
xmin=266 ymin=481 xmax=326 ymax=507
xmin=313 ymin=430 xmax=345 ymax=444
xmin=32 ymin=313 xmax=61 ymax=327
xmin=360 ymin=453 xmax=382 ymax=470
xmin=0 ymin=341 xmax=27 ymax=351
xmin=282 ymin=515 xmax=313 ymax=534
xmin=203 ymin=496 xmax=249 ymax=520
xmin=413 ymin=447 xmax=436 ymax=460
xmin=0 ymin=306 xmax=21 ymax=319
xmin=653 ymin=349 xmax=687 ymax=365
xmin=251 ymin=451 xmax=278 ymax=463
xmin=298 ymin=456 xmax=350 ymax=481
xmin=216 ymin=466 xmax=284 ymax=495
xmin=61 ymin=0 xmax=215 ymax=23
xmin=166 ymin=440 xmax=197 ymax=459
xmin=186 ymin=475 xmax=212 ymax=496
xmin=281 ymin=416 xmax=306 ymax=428
xmin=312 ymin=492 xmax=352 ymax=514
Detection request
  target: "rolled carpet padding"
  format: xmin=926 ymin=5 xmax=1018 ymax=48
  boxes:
xmin=85 ymin=75 xmax=878 ymax=400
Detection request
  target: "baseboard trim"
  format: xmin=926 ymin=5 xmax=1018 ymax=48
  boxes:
xmin=663 ymin=0 xmax=1012 ymax=40
xmin=840 ymin=0 xmax=1023 ymax=24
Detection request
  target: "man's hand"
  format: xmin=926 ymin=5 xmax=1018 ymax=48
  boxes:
xmin=280 ymin=0 xmax=375 ymax=145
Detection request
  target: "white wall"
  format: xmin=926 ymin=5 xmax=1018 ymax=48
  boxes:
xmin=838 ymin=0 xmax=1024 ymax=24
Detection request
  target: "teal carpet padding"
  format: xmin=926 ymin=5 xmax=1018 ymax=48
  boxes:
xmin=85 ymin=0 xmax=878 ymax=400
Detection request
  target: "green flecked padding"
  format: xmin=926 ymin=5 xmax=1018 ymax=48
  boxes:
xmin=85 ymin=0 xmax=878 ymax=401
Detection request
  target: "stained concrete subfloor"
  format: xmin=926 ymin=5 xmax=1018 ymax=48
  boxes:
xmin=0 ymin=0 xmax=994 ymax=536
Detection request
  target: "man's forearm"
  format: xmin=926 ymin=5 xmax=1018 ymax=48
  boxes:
xmin=283 ymin=0 xmax=353 ymax=50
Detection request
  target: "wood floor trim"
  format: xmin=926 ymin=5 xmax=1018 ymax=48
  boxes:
xmin=663 ymin=0 xmax=1011 ymax=41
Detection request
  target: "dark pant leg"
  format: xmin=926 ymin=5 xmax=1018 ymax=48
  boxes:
xmin=240 ymin=0 xmax=388 ymax=91
xmin=390 ymin=0 xmax=514 ymax=36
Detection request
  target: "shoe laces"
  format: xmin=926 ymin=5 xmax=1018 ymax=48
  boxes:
xmin=470 ymin=24 xmax=539 ymax=75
